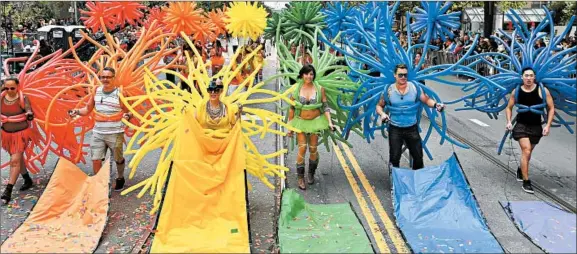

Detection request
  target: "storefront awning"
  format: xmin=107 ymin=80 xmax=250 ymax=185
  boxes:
xmin=464 ymin=8 xmax=546 ymax=23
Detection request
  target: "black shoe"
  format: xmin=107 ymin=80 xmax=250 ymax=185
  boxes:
xmin=1 ymin=186 xmax=13 ymax=205
xmin=516 ymin=167 xmax=523 ymax=182
xmin=308 ymin=159 xmax=318 ymax=185
xmin=114 ymin=178 xmax=125 ymax=191
xmin=522 ymin=180 xmax=534 ymax=194
xmin=20 ymin=177 xmax=33 ymax=191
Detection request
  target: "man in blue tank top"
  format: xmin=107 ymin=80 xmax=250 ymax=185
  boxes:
xmin=376 ymin=64 xmax=445 ymax=170
xmin=505 ymin=67 xmax=555 ymax=194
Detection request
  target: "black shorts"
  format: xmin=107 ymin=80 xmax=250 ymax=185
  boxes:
xmin=512 ymin=122 xmax=543 ymax=145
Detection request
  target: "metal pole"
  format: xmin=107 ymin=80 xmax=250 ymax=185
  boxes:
xmin=1 ymin=2 xmax=5 ymax=55
xmin=74 ymin=1 xmax=78 ymax=25
xmin=7 ymin=11 xmax=13 ymax=60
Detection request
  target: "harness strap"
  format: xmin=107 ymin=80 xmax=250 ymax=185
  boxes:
xmin=292 ymin=81 xmax=323 ymax=117
xmin=0 ymin=114 xmax=27 ymax=123
xmin=1 ymin=91 xmax=31 ymax=123
xmin=514 ymin=83 xmax=548 ymax=120
xmin=93 ymin=87 xmax=124 ymax=122
xmin=94 ymin=112 xmax=124 ymax=122
xmin=514 ymin=84 xmax=547 ymax=113
xmin=383 ymin=82 xmax=422 ymax=114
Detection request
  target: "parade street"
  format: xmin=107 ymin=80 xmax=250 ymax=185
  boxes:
xmin=1 ymin=1 xmax=576 ymax=252
xmin=2 ymin=51 xmax=574 ymax=253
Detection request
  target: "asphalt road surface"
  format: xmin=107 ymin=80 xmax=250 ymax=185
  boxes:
xmin=427 ymin=76 xmax=576 ymax=208
xmin=0 ymin=47 xmax=281 ymax=253
xmin=283 ymin=112 xmax=568 ymax=253
xmin=1 ymin=50 xmax=574 ymax=253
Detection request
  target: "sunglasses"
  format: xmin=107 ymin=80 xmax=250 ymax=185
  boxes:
xmin=3 ymin=87 xmax=16 ymax=91
xmin=207 ymin=87 xmax=223 ymax=93
xmin=397 ymin=73 xmax=408 ymax=78
xmin=100 ymin=76 xmax=114 ymax=79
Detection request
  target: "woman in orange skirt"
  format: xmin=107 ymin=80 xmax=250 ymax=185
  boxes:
xmin=1 ymin=77 xmax=35 ymax=204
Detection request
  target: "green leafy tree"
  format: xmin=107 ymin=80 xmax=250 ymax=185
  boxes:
xmin=549 ymin=1 xmax=568 ymax=25
xmin=397 ymin=1 xmax=419 ymax=30
xmin=450 ymin=2 xmax=483 ymax=12
xmin=561 ymin=2 xmax=577 ymax=26
xmin=2 ymin=2 xmax=53 ymax=27
xmin=1 ymin=1 xmax=92 ymax=27
xmin=196 ymin=1 xmax=228 ymax=11
xmin=497 ymin=1 xmax=528 ymax=11
xmin=43 ymin=1 xmax=73 ymax=20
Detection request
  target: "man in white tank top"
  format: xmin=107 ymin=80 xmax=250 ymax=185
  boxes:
xmin=68 ymin=67 xmax=132 ymax=191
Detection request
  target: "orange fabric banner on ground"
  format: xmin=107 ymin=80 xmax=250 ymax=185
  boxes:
xmin=150 ymin=114 xmax=250 ymax=253
xmin=1 ymin=158 xmax=110 ymax=253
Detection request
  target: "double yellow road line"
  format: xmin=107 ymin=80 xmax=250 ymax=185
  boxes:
xmin=332 ymin=143 xmax=409 ymax=253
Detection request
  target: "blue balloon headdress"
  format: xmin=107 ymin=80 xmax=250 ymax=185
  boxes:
xmin=318 ymin=1 xmax=496 ymax=160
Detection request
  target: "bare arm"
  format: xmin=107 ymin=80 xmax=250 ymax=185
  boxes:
xmin=231 ymin=103 xmax=243 ymax=126
xmin=505 ymin=89 xmax=516 ymax=125
xmin=321 ymin=88 xmax=333 ymax=128
xmin=76 ymin=96 xmax=95 ymax=116
xmin=543 ymin=87 xmax=555 ymax=127
xmin=288 ymin=96 xmax=295 ymax=122
xmin=120 ymin=90 xmax=133 ymax=119
xmin=287 ymin=95 xmax=295 ymax=136
xmin=375 ymin=94 xmax=386 ymax=116
xmin=419 ymin=88 xmax=436 ymax=108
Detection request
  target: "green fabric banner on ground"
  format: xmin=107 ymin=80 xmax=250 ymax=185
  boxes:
xmin=277 ymin=189 xmax=374 ymax=253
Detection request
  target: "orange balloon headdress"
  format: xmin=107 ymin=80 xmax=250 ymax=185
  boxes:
xmin=1 ymin=40 xmax=91 ymax=173
xmin=163 ymin=2 xmax=204 ymax=36
xmin=80 ymin=1 xmax=145 ymax=33
xmin=68 ymin=19 xmax=181 ymax=138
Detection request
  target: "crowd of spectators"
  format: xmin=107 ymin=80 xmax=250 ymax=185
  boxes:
xmin=396 ymin=29 xmax=576 ymax=76
xmin=2 ymin=13 xmax=576 ymax=79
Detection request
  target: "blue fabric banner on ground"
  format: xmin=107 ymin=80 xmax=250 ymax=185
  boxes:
xmin=391 ymin=153 xmax=503 ymax=253
xmin=500 ymin=201 xmax=576 ymax=253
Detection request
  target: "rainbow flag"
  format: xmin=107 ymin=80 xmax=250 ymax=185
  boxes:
xmin=12 ymin=32 xmax=24 ymax=45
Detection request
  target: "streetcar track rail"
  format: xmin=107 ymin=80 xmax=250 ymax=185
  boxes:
xmin=425 ymin=115 xmax=577 ymax=213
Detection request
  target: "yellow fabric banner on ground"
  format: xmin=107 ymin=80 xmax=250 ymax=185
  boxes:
xmin=150 ymin=114 xmax=250 ymax=253
xmin=1 ymin=158 xmax=110 ymax=253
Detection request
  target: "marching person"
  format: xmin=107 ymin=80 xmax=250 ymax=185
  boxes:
xmin=505 ymin=67 xmax=555 ymax=193
xmin=195 ymin=79 xmax=242 ymax=134
xmin=287 ymin=65 xmax=335 ymax=190
xmin=1 ymin=77 xmax=35 ymax=204
xmin=68 ymin=67 xmax=132 ymax=191
xmin=376 ymin=64 xmax=445 ymax=170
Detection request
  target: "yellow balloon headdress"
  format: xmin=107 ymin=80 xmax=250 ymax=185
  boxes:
xmin=120 ymin=32 xmax=298 ymax=214
xmin=225 ymin=2 xmax=268 ymax=41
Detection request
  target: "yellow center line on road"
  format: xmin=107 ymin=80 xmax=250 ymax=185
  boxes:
xmin=340 ymin=144 xmax=409 ymax=253
xmin=332 ymin=144 xmax=390 ymax=253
